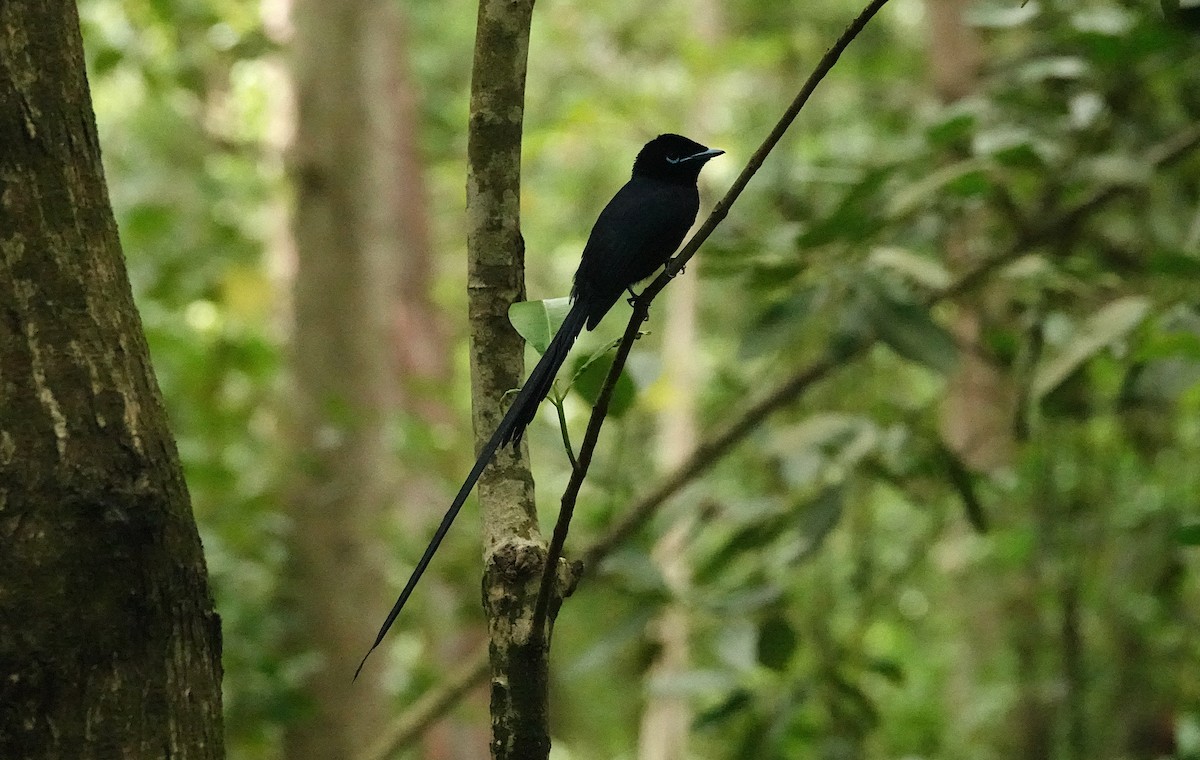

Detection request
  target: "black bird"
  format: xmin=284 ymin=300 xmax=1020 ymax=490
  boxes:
xmin=356 ymin=134 xmax=722 ymax=676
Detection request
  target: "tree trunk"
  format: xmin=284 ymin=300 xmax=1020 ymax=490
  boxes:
xmin=282 ymin=0 xmax=401 ymax=756
xmin=464 ymin=0 xmax=549 ymax=757
xmin=0 ymin=3 xmax=224 ymax=758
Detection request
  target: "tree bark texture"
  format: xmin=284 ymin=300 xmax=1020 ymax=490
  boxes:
xmin=283 ymin=0 xmax=400 ymax=756
xmin=0 ymin=3 xmax=224 ymax=758
xmin=464 ymin=1 xmax=549 ymax=758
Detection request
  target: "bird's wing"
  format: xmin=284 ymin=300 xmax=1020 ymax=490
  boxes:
xmin=574 ymin=179 xmax=698 ymax=326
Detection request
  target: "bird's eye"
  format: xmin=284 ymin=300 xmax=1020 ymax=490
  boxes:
xmin=665 ymin=155 xmax=683 ymax=165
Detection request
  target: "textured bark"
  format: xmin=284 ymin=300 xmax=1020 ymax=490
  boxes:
xmin=0 ymin=3 xmax=223 ymax=758
xmin=465 ymin=0 xmax=549 ymax=758
xmin=282 ymin=0 xmax=398 ymax=756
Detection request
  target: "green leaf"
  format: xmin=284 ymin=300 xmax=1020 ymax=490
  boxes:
xmin=508 ymin=297 xmax=572 ymax=354
xmin=1018 ymin=56 xmax=1088 ymax=83
xmin=1032 ymin=296 xmax=1151 ymax=400
xmin=1148 ymin=250 xmax=1200 ymax=279
xmin=888 ymin=160 xmax=991 ymax=218
xmin=740 ymin=286 xmax=818 ymax=358
xmin=757 ymin=615 xmax=798 ymax=672
xmin=973 ymin=127 xmax=1054 ymax=168
xmin=1176 ymin=522 xmax=1200 ymax=546
xmin=694 ymin=689 xmax=754 ymax=729
xmin=569 ymin=351 xmax=636 ymax=418
xmin=798 ymin=168 xmax=891 ymax=247
xmin=868 ymin=247 xmax=952 ymax=289
xmin=860 ymin=277 xmax=958 ymax=374
xmin=926 ymin=107 xmax=977 ymax=148
xmin=1072 ymin=6 xmax=1136 ymax=35
xmin=1084 ymin=154 xmax=1153 ymax=188
xmin=793 ymin=484 xmax=845 ymax=562
xmin=866 ymin=658 xmax=905 ymax=684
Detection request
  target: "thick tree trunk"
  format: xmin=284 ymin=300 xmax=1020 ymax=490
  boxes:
xmin=282 ymin=0 xmax=400 ymax=756
xmin=0 ymin=3 xmax=224 ymax=758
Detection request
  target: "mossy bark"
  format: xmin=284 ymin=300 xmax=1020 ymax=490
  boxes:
xmin=464 ymin=0 xmax=551 ymax=757
xmin=0 ymin=2 xmax=224 ymax=757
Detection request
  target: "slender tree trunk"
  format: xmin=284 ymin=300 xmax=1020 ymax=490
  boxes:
xmin=282 ymin=0 xmax=399 ymax=755
xmin=464 ymin=0 xmax=550 ymax=757
xmin=0 ymin=3 xmax=224 ymax=757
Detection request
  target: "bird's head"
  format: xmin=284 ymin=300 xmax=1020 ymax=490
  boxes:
xmin=632 ymin=133 xmax=724 ymax=183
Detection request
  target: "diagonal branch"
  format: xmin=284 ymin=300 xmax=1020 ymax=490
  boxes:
xmin=360 ymin=651 xmax=489 ymax=760
xmin=531 ymin=0 xmax=897 ymax=639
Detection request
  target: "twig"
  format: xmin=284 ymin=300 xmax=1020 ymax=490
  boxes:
xmin=361 ymin=650 xmax=489 ymax=760
xmin=551 ymin=395 xmax=578 ymax=470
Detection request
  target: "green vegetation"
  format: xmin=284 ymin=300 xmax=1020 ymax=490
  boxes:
xmin=81 ymin=0 xmax=1199 ymax=757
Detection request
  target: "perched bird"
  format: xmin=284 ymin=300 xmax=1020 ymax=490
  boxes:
xmin=357 ymin=134 xmax=722 ymax=676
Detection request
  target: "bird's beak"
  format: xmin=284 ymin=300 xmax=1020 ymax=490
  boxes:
xmin=686 ymin=148 xmax=725 ymax=162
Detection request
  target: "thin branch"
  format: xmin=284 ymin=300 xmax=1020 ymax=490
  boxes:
xmin=551 ymin=395 xmax=579 ymax=471
xmin=531 ymin=0 xmax=897 ymax=641
xmin=361 ymin=651 xmax=489 ymax=760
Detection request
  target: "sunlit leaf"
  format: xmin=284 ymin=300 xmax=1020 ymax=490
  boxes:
xmin=508 ymin=297 xmax=572 ymax=354
xmin=973 ymin=126 xmax=1056 ymax=168
xmin=868 ymin=247 xmax=952 ymax=290
xmin=888 ymin=160 xmax=991 ymax=218
xmin=1019 ymin=56 xmax=1089 ymax=82
xmin=1033 ymin=296 xmax=1151 ymax=400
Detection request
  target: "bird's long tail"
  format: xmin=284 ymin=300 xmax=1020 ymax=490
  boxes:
xmin=355 ymin=299 xmax=590 ymax=678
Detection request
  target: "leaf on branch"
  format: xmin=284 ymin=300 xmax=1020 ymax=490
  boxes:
xmin=756 ymin=614 xmax=798 ymax=672
xmin=1032 ymin=296 xmax=1151 ymax=400
xmin=1176 ymin=522 xmax=1200 ymax=546
xmin=1148 ymin=250 xmax=1200 ymax=279
xmin=509 ymin=297 xmax=572 ymax=354
xmin=887 ymin=159 xmax=992 ymax=218
xmin=860 ymin=276 xmax=959 ymax=374
xmin=925 ymin=104 xmax=978 ymax=149
xmin=741 ymin=285 xmax=819 ymax=359
xmin=973 ymin=126 xmax=1055 ymax=169
xmin=797 ymin=167 xmax=891 ymax=247
xmin=868 ymin=247 xmax=952 ymax=290
xmin=568 ymin=351 xmax=637 ymax=418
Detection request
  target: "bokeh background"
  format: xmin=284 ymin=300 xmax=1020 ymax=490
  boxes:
xmin=79 ymin=0 xmax=1200 ymax=757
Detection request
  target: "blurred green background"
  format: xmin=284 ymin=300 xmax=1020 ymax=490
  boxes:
xmin=79 ymin=0 xmax=1200 ymax=757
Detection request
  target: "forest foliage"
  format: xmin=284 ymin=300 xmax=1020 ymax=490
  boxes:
xmin=79 ymin=0 xmax=1199 ymax=757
